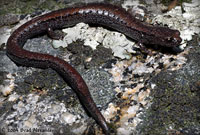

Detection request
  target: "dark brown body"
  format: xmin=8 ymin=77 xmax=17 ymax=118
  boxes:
xmin=6 ymin=3 xmax=182 ymax=135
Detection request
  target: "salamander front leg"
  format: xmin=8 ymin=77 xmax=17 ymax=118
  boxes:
xmin=136 ymin=42 xmax=153 ymax=55
xmin=47 ymin=28 xmax=64 ymax=40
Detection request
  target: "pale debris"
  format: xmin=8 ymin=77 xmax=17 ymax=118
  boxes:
xmin=61 ymin=112 xmax=78 ymax=125
xmin=103 ymin=32 xmax=135 ymax=59
xmin=24 ymin=114 xmax=37 ymax=128
xmin=159 ymin=51 xmax=188 ymax=71
xmin=129 ymin=61 xmax=154 ymax=75
xmin=52 ymin=39 xmax=67 ymax=48
xmin=108 ymin=60 xmax=129 ymax=82
xmin=117 ymin=127 xmax=132 ymax=135
xmin=72 ymin=124 xmax=87 ymax=135
xmin=122 ymin=0 xmax=146 ymax=18
xmin=122 ymin=0 xmax=140 ymax=10
xmin=8 ymin=92 xmax=20 ymax=102
xmin=0 ymin=73 xmax=15 ymax=96
xmin=102 ymin=103 xmax=119 ymax=122
xmin=0 ymin=26 xmax=11 ymax=46
xmin=0 ymin=85 xmax=14 ymax=96
xmin=129 ymin=56 xmax=155 ymax=74
xmin=122 ymin=84 xmax=144 ymax=100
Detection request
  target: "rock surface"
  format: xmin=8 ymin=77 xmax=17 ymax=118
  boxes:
xmin=0 ymin=0 xmax=200 ymax=135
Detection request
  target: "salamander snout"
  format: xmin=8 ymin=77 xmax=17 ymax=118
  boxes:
xmin=166 ymin=30 xmax=182 ymax=46
xmin=172 ymin=31 xmax=182 ymax=45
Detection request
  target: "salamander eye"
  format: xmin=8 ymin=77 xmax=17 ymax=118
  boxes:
xmin=173 ymin=37 xmax=177 ymax=42
xmin=166 ymin=37 xmax=177 ymax=43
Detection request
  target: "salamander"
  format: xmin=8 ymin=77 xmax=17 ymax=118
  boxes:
xmin=6 ymin=3 xmax=182 ymax=135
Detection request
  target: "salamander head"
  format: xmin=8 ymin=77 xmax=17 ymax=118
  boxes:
xmin=149 ymin=27 xmax=182 ymax=48
xmin=164 ymin=30 xmax=182 ymax=47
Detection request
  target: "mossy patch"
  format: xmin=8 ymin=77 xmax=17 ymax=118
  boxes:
xmin=137 ymin=35 xmax=200 ymax=135
xmin=0 ymin=0 xmax=65 ymax=15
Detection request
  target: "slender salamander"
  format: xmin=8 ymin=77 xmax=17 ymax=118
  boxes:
xmin=6 ymin=3 xmax=182 ymax=135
